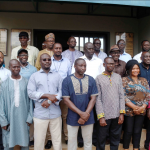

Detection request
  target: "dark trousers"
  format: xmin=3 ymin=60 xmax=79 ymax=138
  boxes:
xmin=0 ymin=127 xmax=4 ymax=150
xmin=77 ymin=127 xmax=83 ymax=143
xmin=123 ymin=115 xmax=144 ymax=149
xmin=96 ymin=118 xmax=122 ymax=150
xmin=145 ymin=117 xmax=150 ymax=148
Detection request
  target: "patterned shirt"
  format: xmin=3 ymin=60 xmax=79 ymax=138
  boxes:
xmin=95 ymin=72 xmax=125 ymax=120
xmin=62 ymin=74 xmax=98 ymax=126
xmin=122 ymin=76 xmax=150 ymax=116
xmin=62 ymin=49 xmax=83 ymax=67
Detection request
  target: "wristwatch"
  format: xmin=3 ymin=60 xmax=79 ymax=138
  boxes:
xmin=48 ymin=100 xmax=52 ymax=105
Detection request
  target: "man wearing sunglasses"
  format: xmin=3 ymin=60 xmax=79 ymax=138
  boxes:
xmin=11 ymin=32 xmax=39 ymax=66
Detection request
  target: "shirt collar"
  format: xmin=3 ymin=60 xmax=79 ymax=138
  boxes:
xmin=0 ymin=66 xmax=4 ymax=70
xmin=141 ymin=62 xmax=150 ymax=70
xmin=51 ymin=55 xmax=64 ymax=61
xmin=19 ymin=45 xmax=30 ymax=50
xmin=39 ymin=68 xmax=52 ymax=73
xmin=21 ymin=62 xmax=30 ymax=69
xmin=83 ymin=55 xmax=97 ymax=61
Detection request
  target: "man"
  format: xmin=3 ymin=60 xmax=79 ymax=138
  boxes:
xmin=139 ymin=52 xmax=150 ymax=150
xmin=0 ymin=59 xmax=33 ymax=150
xmin=109 ymin=45 xmax=126 ymax=77
xmin=95 ymin=57 xmax=125 ymax=150
xmin=11 ymin=32 xmax=39 ymax=66
xmin=51 ymin=43 xmax=71 ymax=144
xmin=93 ymin=39 xmax=107 ymax=62
xmin=62 ymin=58 xmax=98 ymax=150
xmin=42 ymin=41 xmax=47 ymax=50
xmin=27 ymin=53 xmax=62 ymax=150
xmin=0 ymin=51 xmax=11 ymax=150
xmin=72 ymin=42 xmax=104 ymax=147
xmin=17 ymin=49 xmax=37 ymax=80
xmin=62 ymin=36 xmax=83 ymax=67
xmin=35 ymin=33 xmax=55 ymax=71
xmin=133 ymin=40 xmax=150 ymax=63
xmin=117 ymin=39 xmax=132 ymax=63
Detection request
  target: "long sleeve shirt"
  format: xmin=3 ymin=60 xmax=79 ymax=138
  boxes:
xmin=95 ymin=72 xmax=125 ymax=120
xmin=27 ymin=69 xmax=62 ymax=120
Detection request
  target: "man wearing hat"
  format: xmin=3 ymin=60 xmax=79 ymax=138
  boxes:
xmin=35 ymin=33 xmax=55 ymax=71
xmin=109 ymin=45 xmax=126 ymax=77
xmin=11 ymin=31 xmax=39 ymax=66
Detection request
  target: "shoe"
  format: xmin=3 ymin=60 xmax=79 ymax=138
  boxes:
xmin=92 ymin=142 xmax=97 ymax=147
xmin=78 ymin=142 xmax=84 ymax=148
xmin=45 ymin=140 xmax=52 ymax=149
xmin=29 ymin=141 xmax=34 ymax=147
xmin=105 ymin=139 xmax=110 ymax=145
xmin=65 ymin=140 xmax=68 ymax=144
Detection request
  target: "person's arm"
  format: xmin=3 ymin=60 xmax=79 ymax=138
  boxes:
xmin=26 ymin=97 xmax=33 ymax=126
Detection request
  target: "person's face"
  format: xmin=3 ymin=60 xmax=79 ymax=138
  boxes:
xmin=93 ymin=39 xmax=101 ymax=51
xmin=46 ymin=38 xmax=55 ymax=49
xmin=42 ymin=42 xmax=47 ymax=50
xmin=19 ymin=36 xmax=29 ymax=45
xmin=17 ymin=52 xmax=28 ymax=64
xmin=142 ymin=52 xmax=150 ymax=65
xmin=110 ymin=50 xmax=120 ymax=61
xmin=103 ymin=58 xmax=115 ymax=72
xmin=40 ymin=54 xmax=51 ymax=70
xmin=142 ymin=41 xmax=150 ymax=52
xmin=84 ymin=43 xmax=94 ymax=58
xmin=53 ymin=44 xmax=62 ymax=56
xmin=68 ymin=37 xmax=76 ymax=48
xmin=75 ymin=60 xmax=86 ymax=75
xmin=0 ymin=52 xmax=4 ymax=67
xmin=117 ymin=40 xmax=126 ymax=51
xmin=9 ymin=61 xmax=21 ymax=76
xmin=131 ymin=65 xmax=140 ymax=77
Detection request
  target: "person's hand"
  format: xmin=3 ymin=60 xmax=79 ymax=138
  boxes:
xmin=79 ymin=112 xmax=90 ymax=121
xmin=133 ymin=106 xmax=140 ymax=115
xmin=27 ymin=122 xmax=31 ymax=126
xmin=2 ymin=126 xmax=7 ymax=130
xmin=41 ymin=100 xmax=50 ymax=108
xmin=118 ymin=114 xmax=124 ymax=125
xmin=47 ymin=95 xmax=58 ymax=103
xmin=147 ymin=108 xmax=150 ymax=120
xmin=99 ymin=118 xmax=107 ymax=126
xmin=137 ymin=106 xmax=145 ymax=115
xmin=78 ymin=118 xmax=85 ymax=125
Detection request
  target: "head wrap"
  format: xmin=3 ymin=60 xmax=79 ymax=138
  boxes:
xmin=45 ymin=33 xmax=55 ymax=40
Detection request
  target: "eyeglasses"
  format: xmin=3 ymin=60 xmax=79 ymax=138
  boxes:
xmin=70 ymin=41 xmax=77 ymax=44
xmin=19 ymin=37 xmax=28 ymax=39
xmin=110 ymin=52 xmax=120 ymax=55
xmin=118 ymin=43 xmax=126 ymax=45
xmin=19 ymin=54 xmax=28 ymax=57
xmin=94 ymin=43 xmax=101 ymax=45
xmin=42 ymin=59 xmax=51 ymax=61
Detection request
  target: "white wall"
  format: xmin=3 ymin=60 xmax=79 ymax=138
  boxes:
xmin=0 ymin=12 xmax=139 ymax=67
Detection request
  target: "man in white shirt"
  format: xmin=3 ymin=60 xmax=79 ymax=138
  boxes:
xmin=11 ymin=32 xmax=39 ymax=66
xmin=93 ymin=39 xmax=107 ymax=62
xmin=0 ymin=51 xmax=11 ymax=150
xmin=133 ymin=40 xmax=150 ymax=63
xmin=117 ymin=39 xmax=132 ymax=63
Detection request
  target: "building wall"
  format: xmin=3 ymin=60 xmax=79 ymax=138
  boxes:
xmin=0 ymin=12 xmax=138 ymax=67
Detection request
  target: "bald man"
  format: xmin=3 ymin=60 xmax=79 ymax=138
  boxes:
xmin=28 ymin=53 xmax=62 ymax=150
xmin=0 ymin=59 xmax=33 ymax=150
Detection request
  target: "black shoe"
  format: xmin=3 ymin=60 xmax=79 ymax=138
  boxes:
xmin=78 ymin=142 xmax=84 ymax=148
xmin=45 ymin=140 xmax=52 ymax=149
xmin=65 ymin=140 xmax=68 ymax=144
xmin=92 ymin=142 xmax=97 ymax=147
xmin=29 ymin=141 xmax=34 ymax=147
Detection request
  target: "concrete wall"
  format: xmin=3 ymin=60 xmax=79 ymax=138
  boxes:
xmin=0 ymin=12 xmax=139 ymax=67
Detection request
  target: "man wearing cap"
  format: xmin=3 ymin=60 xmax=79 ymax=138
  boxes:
xmin=117 ymin=39 xmax=132 ymax=63
xmin=93 ymin=39 xmax=107 ymax=62
xmin=109 ymin=45 xmax=126 ymax=77
xmin=11 ymin=32 xmax=39 ymax=66
xmin=35 ymin=33 xmax=55 ymax=71
xmin=62 ymin=37 xmax=83 ymax=67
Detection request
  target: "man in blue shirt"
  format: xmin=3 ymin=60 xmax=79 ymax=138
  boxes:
xmin=62 ymin=58 xmax=98 ymax=150
xmin=51 ymin=43 xmax=71 ymax=144
xmin=139 ymin=51 xmax=150 ymax=150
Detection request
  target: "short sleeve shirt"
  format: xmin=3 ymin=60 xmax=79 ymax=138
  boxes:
xmin=62 ymin=74 xmax=98 ymax=126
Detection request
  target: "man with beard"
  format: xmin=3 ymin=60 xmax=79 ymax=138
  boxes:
xmin=133 ymin=40 xmax=150 ymax=63
xmin=0 ymin=51 xmax=11 ymax=150
xmin=109 ymin=45 xmax=126 ymax=77
xmin=28 ymin=53 xmax=62 ymax=150
xmin=93 ymin=39 xmax=107 ymax=62
xmin=117 ymin=39 xmax=132 ymax=63
xmin=51 ymin=43 xmax=71 ymax=144
xmin=35 ymin=33 xmax=55 ymax=71
xmin=95 ymin=57 xmax=125 ymax=150
xmin=139 ymin=52 xmax=150 ymax=150
xmin=62 ymin=37 xmax=83 ymax=67
xmin=11 ymin=32 xmax=39 ymax=66
xmin=0 ymin=59 xmax=33 ymax=150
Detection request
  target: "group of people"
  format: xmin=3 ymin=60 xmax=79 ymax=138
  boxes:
xmin=0 ymin=31 xmax=150 ymax=150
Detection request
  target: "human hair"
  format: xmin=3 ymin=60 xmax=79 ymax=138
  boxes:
xmin=141 ymin=40 xmax=149 ymax=46
xmin=74 ymin=58 xmax=85 ymax=65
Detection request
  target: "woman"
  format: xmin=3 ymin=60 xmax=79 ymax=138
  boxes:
xmin=122 ymin=59 xmax=150 ymax=150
